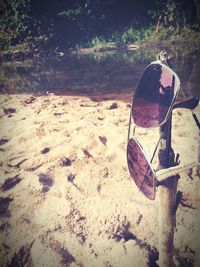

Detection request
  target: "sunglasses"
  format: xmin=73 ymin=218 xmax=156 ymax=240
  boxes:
xmin=127 ymin=54 xmax=200 ymax=199
xmin=127 ymin=59 xmax=181 ymax=199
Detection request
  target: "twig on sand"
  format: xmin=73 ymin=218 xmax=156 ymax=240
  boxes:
xmin=7 ymin=158 xmax=27 ymax=168
xmin=156 ymin=162 xmax=200 ymax=183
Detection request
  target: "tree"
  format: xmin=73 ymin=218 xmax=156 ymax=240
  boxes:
xmin=193 ymin=0 xmax=200 ymax=25
xmin=0 ymin=0 xmax=31 ymax=47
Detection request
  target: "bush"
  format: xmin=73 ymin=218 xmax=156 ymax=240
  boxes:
xmin=0 ymin=0 xmax=31 ymax=49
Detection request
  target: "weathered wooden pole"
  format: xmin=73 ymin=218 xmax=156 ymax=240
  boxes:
xmin=157 ymin=113 xmax=179 ymax=267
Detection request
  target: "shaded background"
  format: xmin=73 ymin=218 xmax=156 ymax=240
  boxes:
xmin=0 ymin=0 xmax=200 ymax=49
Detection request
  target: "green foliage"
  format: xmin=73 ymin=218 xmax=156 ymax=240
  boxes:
xmin=106 ymin=28 xmax=143 ymax=48
xmin=0 ymin=0 xmax=31 ymax=49
xmin=142 ymin=23 xmax=200 ymax=45
xmin=87 ymin=22 xmax=200 ymax=51
xmin=57 ymin=0 xmax=105 ymax=39
xmin=1 ymin=0 xmax=200 ymax=53
xmin=149 ymin=0 xmax=199 ymax=33
xmin=88 ymin=36 xmax=107 ymax=47
xmin=178 ymin=25 xmax=200 ymax=41
xmin=163 ymin=0 xmax=177 ymax=24
xmin=121 ymin=27 xmax=142 ymax=44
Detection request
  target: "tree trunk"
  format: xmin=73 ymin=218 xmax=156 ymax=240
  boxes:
xmin=193 ymin=0 xmax=200 ymax=23
xmin=156 ymin=16 xmax=162 ymax=33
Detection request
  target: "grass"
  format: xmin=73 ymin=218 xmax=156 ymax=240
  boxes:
xmin=1 ymin=23 xmax=200 ymax=58
xmin=87 ymin=25 xmax=200 ymax=50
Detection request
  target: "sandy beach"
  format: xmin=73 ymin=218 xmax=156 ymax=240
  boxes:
xmin=0 ymin=92 xmax=199 ymax=267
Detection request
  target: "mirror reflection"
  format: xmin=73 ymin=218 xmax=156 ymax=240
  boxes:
xmin=127 ymin=138 xmax=155 ymax=200
xmin=132 ymin=63 xmax=180 ymax=128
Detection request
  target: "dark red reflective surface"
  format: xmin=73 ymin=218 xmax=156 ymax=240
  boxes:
xmin=132 ymin=63 xmax=180 ymax=128
xmin=127 ymin=138 xmax=155 ymax=200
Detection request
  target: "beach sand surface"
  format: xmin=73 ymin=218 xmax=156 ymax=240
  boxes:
xmin=0 ymin=93 xmax=199 ymax=267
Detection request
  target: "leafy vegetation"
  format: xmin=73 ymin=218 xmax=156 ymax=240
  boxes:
xmin=0 ymin=0 xmax=31 ymax=49
xmin=0 ymin=0 xmax=200 ymax=54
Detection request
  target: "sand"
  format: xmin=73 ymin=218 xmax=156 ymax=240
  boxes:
xmin=0 ymin=92 xmax=199 ymax=267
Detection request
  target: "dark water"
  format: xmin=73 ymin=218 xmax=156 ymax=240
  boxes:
xmin=0 ymin=44 xmax=200 ymax=99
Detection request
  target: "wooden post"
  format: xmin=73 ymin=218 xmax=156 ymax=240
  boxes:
xmin=157 ymin=176 xmax=178 ymax=266
xmin=157 ymin=114 xmax=179 ymax=267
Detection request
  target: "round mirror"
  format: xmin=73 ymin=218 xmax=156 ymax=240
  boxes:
xmin=127 ymin=138 xmax=156 ymax=200
xmin=132 ymin=62 xmax=180 ymax=128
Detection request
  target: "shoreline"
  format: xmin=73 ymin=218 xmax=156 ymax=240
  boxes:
xmin=1 ymin=37 xmax=200 ymax=62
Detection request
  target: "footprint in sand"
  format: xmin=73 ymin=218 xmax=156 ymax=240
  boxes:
xmin=0 ymin=197 xmax=13 ymax=217
xmin=99 ymin=136 xmax=107 ymax=146
xmin=7 ymin=244 xmax=33 ymax=267
xmin=2 ymin=107 xmax=16 ymax=115
xmin=38 ymin=173 xmax=53 ymax=193
xmin=1 ymin=175 xmax=21 ymax=191
xmin=107 ymin=102 xmax=118 ymax=110
xmin=0 ymin=138 xmax=9 ymax=145
xmin=23 ymin=96 xmax=36 ymax=105
xmin=41 ymin=147 xmax=50 ymax=154
xmin=59 ymin=157 xmax=73 ymax=167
